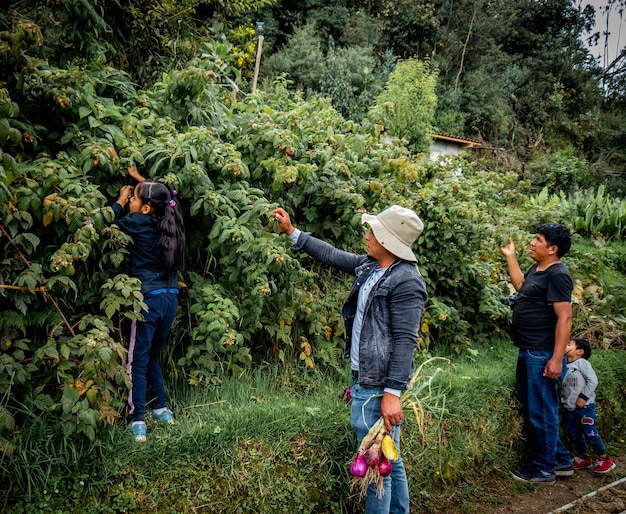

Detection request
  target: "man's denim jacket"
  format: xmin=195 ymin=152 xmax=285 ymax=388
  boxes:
xmin=291 ymin=231 xmax=428 ymax=391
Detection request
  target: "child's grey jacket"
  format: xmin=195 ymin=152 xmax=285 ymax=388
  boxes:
xmin=560 ymin=358 xmax=598 ymax=410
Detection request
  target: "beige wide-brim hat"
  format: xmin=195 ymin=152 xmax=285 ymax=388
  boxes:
xmin=362 ymin=205 xmax=424 ymax=262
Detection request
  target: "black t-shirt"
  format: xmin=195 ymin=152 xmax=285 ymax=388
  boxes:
xmin=511 ymin=262 xmax=573 ymax=350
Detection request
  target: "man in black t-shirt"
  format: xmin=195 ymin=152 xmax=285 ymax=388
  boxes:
xmin=501 ymin=223 xmax=574 ymax=484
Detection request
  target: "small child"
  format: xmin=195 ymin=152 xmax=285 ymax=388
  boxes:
xmin=560 ymin=337 xmax=616 ymax=474
xmin=113 ymin=167 xmax=185 ymax=442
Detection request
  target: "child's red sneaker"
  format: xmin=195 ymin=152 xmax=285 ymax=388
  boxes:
xmin=572 ymin=456 xmax=593 ymax=469
xmin=594 ymin=457 xmax=616 ymax=474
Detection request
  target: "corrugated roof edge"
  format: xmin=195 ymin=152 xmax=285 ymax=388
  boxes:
xmin=430 ymin=133 xmax=483 ymax=146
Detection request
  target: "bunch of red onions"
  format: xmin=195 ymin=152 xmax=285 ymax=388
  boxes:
xmin=348 ymin=357 xmax=451 ymax=501
xmin=350 ymin=416 xmax=399 ymax=499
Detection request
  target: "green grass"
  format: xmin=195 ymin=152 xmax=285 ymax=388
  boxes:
xmin=2 ymin=340 xmax=625 ymax=513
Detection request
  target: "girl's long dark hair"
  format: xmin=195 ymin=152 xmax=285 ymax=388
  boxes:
xmin=136 ymin=180 xmax=185 ymax=285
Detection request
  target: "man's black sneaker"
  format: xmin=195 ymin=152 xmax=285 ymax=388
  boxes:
xmin=511 ymin=467 xmax=556 ymax=485
xmin=556 ymin=461 xmax=574 ymax=477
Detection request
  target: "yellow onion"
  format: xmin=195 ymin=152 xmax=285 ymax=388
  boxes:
xmin=381 ymin=434 xmax=398 ymax=461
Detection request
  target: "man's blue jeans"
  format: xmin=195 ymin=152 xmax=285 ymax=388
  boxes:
xmin=350 ymin=382 xmax=410 ymax=514
xmin=516 ymin=349 xmax=571 ymax=474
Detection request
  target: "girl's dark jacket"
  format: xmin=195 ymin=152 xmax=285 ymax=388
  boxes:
xmin=111 ymin=203 xmax=177 ymax=294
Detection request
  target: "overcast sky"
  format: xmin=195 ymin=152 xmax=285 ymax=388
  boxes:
xmin=583 ymin=0 xmax=624 ymax=68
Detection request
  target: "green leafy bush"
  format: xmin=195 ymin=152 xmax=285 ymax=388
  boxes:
xmin=523 ymin=148 xmax=591 ymax=194
xmin=369 ymin=57 xmax=438 ymax=153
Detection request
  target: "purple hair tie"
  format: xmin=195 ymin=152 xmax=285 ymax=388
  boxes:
xmin=169 ymin=199 xmax=176 ymax=207
xmin=171 ymin=189 xmax=178 ymax=196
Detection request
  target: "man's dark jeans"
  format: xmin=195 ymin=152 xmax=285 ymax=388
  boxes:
xmin=516 ymin=349 xmax=571 ymax=473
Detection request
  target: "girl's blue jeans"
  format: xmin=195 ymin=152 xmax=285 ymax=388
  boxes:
xmin=350 ymin=382 xmax=410 ymax=514
xmin=563 ymin=403 xmax=607 ymax=457
xmin=127 ymin=292 xmax=178 ymax=422
xmin=516 ymin=349 xmax=571 ymax=474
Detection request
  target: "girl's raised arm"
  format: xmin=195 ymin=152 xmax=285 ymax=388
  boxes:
xmin=128 ymin=166 xmax=145 ymax=182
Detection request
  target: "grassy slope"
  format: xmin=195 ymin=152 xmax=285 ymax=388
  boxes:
xmin=3 ymin=340 xmax=625 ymax=513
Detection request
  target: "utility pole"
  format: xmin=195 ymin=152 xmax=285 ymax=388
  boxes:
xmin=251 ymin=22 xmax=265 ymax=94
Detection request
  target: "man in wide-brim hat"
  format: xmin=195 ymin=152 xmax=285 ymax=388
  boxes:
xmin=276 ymin=205 xmax=427 ymax=514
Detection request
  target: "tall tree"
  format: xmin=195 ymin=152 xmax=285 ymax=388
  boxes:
xmin=434 ymin=0 xmax=604 ymax=153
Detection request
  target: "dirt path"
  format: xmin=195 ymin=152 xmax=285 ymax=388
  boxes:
xmin=468 ymin=457 xmax=625 ymax=514
xmin=429 ymin=456 xmax=625 ymax=513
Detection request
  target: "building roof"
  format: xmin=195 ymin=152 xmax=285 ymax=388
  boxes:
xmin=431 ymin=133 xmax=483 ymax=148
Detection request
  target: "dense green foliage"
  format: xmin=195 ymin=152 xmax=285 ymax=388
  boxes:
xmin=0 ymin=1 xmax=625 ymax=509
xmin=254 ymin=0 xmax=626 ymax=186
xmin=261 ymin=23 xmax=395 ymax=123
